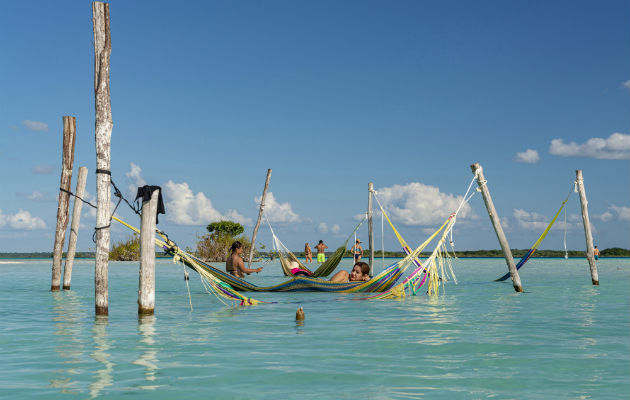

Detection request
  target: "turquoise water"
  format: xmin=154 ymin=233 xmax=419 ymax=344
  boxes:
xmin=0 ymin=257 xmax=628 ymax=399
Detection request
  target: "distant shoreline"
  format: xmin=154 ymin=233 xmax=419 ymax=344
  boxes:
xmin=2 ymin=250 xmax=628 ymax=260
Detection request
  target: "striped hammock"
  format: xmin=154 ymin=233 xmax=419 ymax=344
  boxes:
xmin=495 ymin=185 xmax=574 ymax=282
xmin=268 ymin=213 xmax=366 ymax=277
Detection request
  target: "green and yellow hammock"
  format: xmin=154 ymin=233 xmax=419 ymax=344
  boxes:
xmin=267 ymin=213 xmax=366 ymax=277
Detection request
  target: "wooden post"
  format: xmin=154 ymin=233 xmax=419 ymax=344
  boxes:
xmin=51 ymin=116 xmax=77 ymax=291
xmin=471 ymin=163 xmax=523 ymax=292
xmin=368 ymin=182 xmax=374 ymax=276
xmin=138 ymin=189 xmax=159 ymax=315
xmin=63 ymin=166 xmax=88 ymax=290
xmin=576 ymin=170 xmax=599 ymax=285
xmin=248 ymin=169 xmax=272 ymax=267
xmin=93 ymin=2 xmax=113 ymax=316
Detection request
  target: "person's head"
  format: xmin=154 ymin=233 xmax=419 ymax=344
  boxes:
xmin=349 ymin=262 xmax=370 ymax=281
xmin=318 ymin=240 xmax=323 ymax=244
xmin=230 ymin=241 xmax=243 ymax=254
xmin=356 ymin=239 xmax=361 ymax=244
xmin=595 ymin=246 xmax=598 ymax=249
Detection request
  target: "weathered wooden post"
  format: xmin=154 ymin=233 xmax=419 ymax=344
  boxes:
xmin=93 ymin=1 xmax=113 ymax=316
xmin=368 ymin=182 xmax=374 ymax=276
xmin=63 ymin=166 xmax=88 ymax=290
xmin=471 ymin=163 xmax=523 ymax=292
xmin=576 ymin=170 xmax=599 ymax=285
xmin=248 ymin=168 xmax=272 ymax=267
xmin=51 ymin=116 xmax=77 ymax=291
xmin=138 ymin=189 xmax=160 ymax=315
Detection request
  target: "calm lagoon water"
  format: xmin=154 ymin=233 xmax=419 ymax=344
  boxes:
xmin=0 ymin=257 xmax=628 ymax=399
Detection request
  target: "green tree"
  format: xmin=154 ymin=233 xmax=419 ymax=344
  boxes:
xmin=110 ymin=234 xmax=140 ymax=261
xmin=196 ymin=220 xmax=254 ymax=262
xmin=206 ymin=221 xmax=244 ymax=237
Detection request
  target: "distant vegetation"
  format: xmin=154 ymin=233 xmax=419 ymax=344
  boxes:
xmin=109 ymin=234 xmax=140 ymax=261
xmin=600 ymin=247 xmax=630 ymax=257
xmin=196 ymin=220 xmax=257 ymax=262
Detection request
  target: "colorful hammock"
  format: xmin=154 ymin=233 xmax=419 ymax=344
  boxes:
xmin=163 ymin=220 xmax=448 ymax=293
xmin=112 ymin=216 xmax=264 ymax=306
xmin=267 ymin=213 xmax=366 ymax=278
xmin=495 ymin=185 xmax=574 ymax=282
xmin=112 ymin=212 xmax=449 ymax=294
xmin=367 ymin=214 xmax=458 ymax=299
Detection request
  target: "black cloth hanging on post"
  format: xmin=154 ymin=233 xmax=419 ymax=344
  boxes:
xmin=135 ymin=185 xmax=165 ymax=223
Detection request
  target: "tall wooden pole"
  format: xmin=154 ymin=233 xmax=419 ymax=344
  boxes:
xmin=576 ymin=170 xmax=599 ymax=285
xmin=63 ymin=166 xmax=88 ymax=290
xmin=93 ymin=2 xmax=113 ymax=316
xmin=368 ymin=182 xmax=374 ymax=276
xmin=471 ymin=163 xmax=523 ymax=292
xmin=248 ymin=169 xmax=272 ymax=267
xmin=139 ymin=189 xmax=159 ymax=315
xmin=51 ymin=116 xmax=77 ymax=291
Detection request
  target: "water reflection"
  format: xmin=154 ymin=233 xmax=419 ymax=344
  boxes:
xmin=133 ymin=315 xmax=160 ymax=390
xmin=295 ymin=319 xmax=305 ymax=334
xmin=50 ymin=291 xmax=86 ymax=394
xmin=89 ymin=316 xmax=114 ymax=398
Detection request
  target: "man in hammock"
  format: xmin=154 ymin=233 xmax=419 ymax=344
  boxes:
xmin=226 ymin=241 xmax=263 ymax=278
xmin=329 ymin=261 xmax=370 ymax=283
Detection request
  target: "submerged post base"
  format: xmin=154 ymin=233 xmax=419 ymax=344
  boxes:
xmin=138 ymin=307 xmax=155 ymax=316
xmin=51 ymin=285 xmax=60 ymax=292
xmin=62 ymin=285 xmax=71 ymax=290
xmin=95 ymin=306 xmax=109 ymax=316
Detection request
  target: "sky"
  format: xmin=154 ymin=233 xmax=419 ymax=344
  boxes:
xmin=1 ymin=0 xmax=628 ymax=254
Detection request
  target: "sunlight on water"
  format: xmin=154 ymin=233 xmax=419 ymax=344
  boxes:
xmin=0 ymin=257 xmax=628 ymax=398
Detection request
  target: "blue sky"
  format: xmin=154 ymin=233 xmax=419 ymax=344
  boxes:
xmin=1 ymin=0 xmax=628 ymax=253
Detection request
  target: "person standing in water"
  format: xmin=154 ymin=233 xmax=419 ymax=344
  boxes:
xmin=315 ymin=240 xmax=328 ymax=263
xmin=350 ymin=239 xmax=363 ymax=262
xmin=593 ymin=246 xmax=600 ymax=260
xmin=304 ymin=242 xmax=313 ymax=263
xmin=226 ymin=241 xmax=263 ymax=278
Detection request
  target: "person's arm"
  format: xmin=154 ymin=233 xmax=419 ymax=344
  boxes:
xmin=324 ymin=244 xmax=328 ymax=249
xmin=237 ymin=258 xmax=263 ymax=275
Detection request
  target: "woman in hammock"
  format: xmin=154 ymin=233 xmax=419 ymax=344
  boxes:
xmin=226 ymin=241 xmax=263 ymax=278
xmin=329 ymin=261 xmax=370 ymax=283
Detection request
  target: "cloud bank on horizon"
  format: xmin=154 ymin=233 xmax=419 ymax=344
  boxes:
xmin=550 ymin=133 xmax=630 ymax=160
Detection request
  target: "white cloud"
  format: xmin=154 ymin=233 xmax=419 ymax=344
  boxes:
xmin=513 ymin=208 xmax=578 ymax=232
xmin=0 ymin=209 xmax=46 ymax=230
xmin=549 ymin=133 xmax=630 ymax=159
xmin=255 ymin=192 xmax=300 ymax=223
xmin=125 ymin=162 xmax=146 ymax=197
xmin=623 ymin=80 xmax=630 ymax=90
xmin=515 ymin=149 xmax=540 ymax=164
xmin=162 ymin=180 xmax=251 ymax=226
xmin=32 ymin=164 xmax=54 ymax=175
xmin=594 ymin=211 xmax=613 ymax=222
xmin=23 ymin=120 xmax=48 ymax=132
xmin=317 ymin=222 xmax=328 ymax=234
xmin=513 ymin=208 xmax=549 ymax=231
xmin=375 ymin=182 xmax=473 ymax=226
xmin=17 ymin=191 xmax=53 ymax=202
xmin=331 ymin=224 xmax=340 ymax=234
xmin=609 ymin=205 xmax=630 ymax=221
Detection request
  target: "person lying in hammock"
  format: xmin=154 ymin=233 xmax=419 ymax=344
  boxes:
xmin=329 ymin=261 xmax=370 ymax=283
xmin=226 ymin=241 xmax=263 ymax=278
